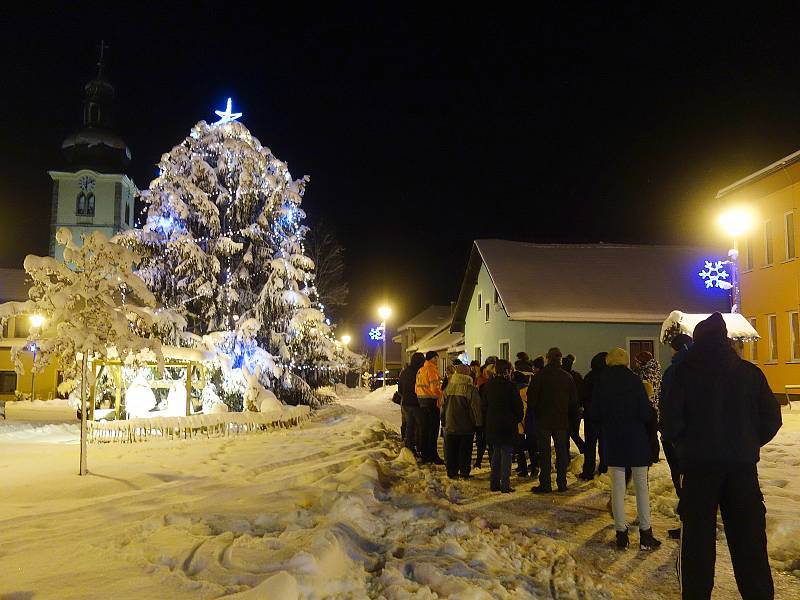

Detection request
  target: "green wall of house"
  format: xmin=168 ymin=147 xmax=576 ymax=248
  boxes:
xmin=464 ymin=264 xmax=671 ymax=374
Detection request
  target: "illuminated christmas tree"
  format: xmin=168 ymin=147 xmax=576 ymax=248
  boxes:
xmin=117 ymin=99 xmax=337 ymax=396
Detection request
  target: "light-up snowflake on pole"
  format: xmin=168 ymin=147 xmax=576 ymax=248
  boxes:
xmin=698 ymin=259 xmax=733 ymax=290
xmin=368 ymin=326 xmax=385 ymax=341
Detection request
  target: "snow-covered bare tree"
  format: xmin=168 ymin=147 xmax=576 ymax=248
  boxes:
xmin=0 ymin=228 xmax=164 ymax=475
xmin=305 ymin=220 xmax=348 ymax=319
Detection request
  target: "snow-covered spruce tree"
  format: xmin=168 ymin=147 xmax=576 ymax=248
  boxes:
xmin=0 ymin=228 xmax=164 ymax=475
xmin=116 ymin=115 xmax=336 ymax=398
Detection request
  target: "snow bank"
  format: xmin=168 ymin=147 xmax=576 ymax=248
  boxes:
xmin=0 ymin=421 xmax=78 ymax=444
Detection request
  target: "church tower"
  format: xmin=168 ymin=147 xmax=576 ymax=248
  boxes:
xmin=48 ymin=43 xmax=136 ymax=261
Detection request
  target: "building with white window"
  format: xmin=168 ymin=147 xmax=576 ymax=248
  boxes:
xmin=451 ymin=240 xmax=728 ymax=372
xmin=717 ymin=149 xmax=800 ymax=398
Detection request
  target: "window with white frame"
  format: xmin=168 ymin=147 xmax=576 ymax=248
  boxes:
xmin=791 ymin=312 xmax=800 ymax=361
xmin=499 ymin=340 xmax=510 ymax=361
xmin=474 ymin=346 xmax=482 ymax=364
xmin=477 ymin=292 xmax=482 ymax=311
xmin=749 ymin=317 xmax=758 ymax=362
xmin=768 ymin=314 xmax=778 ymax=362
xmin=786 ymin=212 xmax=796 ymax=260
xmin=765 ymin=221 xmax=774 ymax=265
xmin=744 ymin=236 xmax=753 ymax=270
xmin=484 ymin=302 xmax=490 ymax=323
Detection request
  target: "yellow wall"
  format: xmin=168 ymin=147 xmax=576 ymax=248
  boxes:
xmin=723 ymin=161 xmax=800 ymax=395
xmin=0 ymin=315 xmax=61 ymax=401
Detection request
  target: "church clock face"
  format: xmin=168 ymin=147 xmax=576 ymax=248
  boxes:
xmin=78 ymin=175 xmax=95 ymax=193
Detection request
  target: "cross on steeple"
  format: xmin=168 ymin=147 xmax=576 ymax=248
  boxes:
xmin=97 ymin=40 xmax=109 ymax=77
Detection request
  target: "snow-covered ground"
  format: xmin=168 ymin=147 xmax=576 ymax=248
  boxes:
xmin=1 ymin=391 xmax=798 ymax=599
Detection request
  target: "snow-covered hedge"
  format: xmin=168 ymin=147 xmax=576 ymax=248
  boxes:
xmin=87 ymin=406 xmax=310 ymax=443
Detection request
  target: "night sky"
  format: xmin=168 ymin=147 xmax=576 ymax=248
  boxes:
xmin=4 ymin=5 xmax=800 ymax=345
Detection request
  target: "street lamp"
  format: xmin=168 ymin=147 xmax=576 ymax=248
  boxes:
xmin=378 ymin=306 xmax=391 ymax=387
xmin=341 ymin=334 xmax=351 ymax=346
xmin=718 ymin=207 xmax=754 ymax=313
xmin=29 ymin=314 xmax=46 ymax=400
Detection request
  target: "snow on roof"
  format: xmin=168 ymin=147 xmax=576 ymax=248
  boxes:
xmin=452 ymin=240 xmax=729 ymax=331
xmin=409 ymin=324 xmax=464 ymax=354
xmin=660 ymin=310 xmax=759 ymax=342
xmin=0 ymin=268 xmax=28 ymax=302
xmin=397 ymin=305 xmax=452 ymax=331
xmin=716 ymin=148 xmax=800 ymax=198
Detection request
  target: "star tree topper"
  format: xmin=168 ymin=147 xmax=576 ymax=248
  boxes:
xmin=214 ymin=97 xmax=242 ymax=124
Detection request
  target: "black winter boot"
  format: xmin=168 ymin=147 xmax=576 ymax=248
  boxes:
xmin=639 ymin=528 xmax=662 ymax=551
xmin=615 ymin=529 xmax=629 ymax=549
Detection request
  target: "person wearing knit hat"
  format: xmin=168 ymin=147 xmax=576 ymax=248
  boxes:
xmin=589 ymin=347 xmax=661 ymax=550
xmin=663 ymin=312 xmax=782 ymax=597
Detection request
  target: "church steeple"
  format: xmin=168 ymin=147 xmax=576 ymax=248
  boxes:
xmin=82 ymin=40 xmax=115 ymax=129
xmin=49 ymin=42 xmax=137 ymax=261
xmin=61 ymin=41 xmax=131 ymax=172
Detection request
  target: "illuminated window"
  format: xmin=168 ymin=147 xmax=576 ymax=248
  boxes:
xmin=786 ymin=212 xmax=796 ymax=260
xmin=744 ymin=236 xmax=753 ymax=270
xmin=764 ymin=221 xmax=774 ymax=265
xmin=499 ymin=341 xmax=510 ymax=361
xmin=749 ymin=317 xmax=758 ymax=362
xmin=791 ymin=312 xmax=800 ymax=361
xmin=768 ymin=314 xmax=778 ymax=361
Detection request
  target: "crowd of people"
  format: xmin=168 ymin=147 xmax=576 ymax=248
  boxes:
xmin=394 ymin=313 xmax=783 ymax=599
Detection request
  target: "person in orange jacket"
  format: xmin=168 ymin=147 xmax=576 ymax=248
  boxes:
xmin=416 ymin=350 xmax=444 ymax=464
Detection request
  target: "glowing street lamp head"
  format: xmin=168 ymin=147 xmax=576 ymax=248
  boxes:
xmin=341 ymin=335 xmax=351 ymax=345
xmin=378 ymin=306 xmax=392 ymax=321
xmin=29 ymin=314 xmax=45 ymax=328
xmin=719 ymin=207 xmax=754 ymax=238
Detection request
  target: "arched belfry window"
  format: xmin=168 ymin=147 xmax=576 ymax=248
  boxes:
xmin=76 ymin=176 xmax=96 ymax=216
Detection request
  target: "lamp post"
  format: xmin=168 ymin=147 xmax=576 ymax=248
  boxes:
xmin=341 ymin=334 xmax=351 ymax=346
xmin=29 ymin=314 xmax=46 ymax=400
xmin=718 ymin=208 xmax=754 ymax=313
xmin=378 ymin=306 xmax=391 ymax=387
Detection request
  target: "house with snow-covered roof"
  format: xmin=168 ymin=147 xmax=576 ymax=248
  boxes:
xmin=450 ymin=240 xmax=729 ymax=372
xmin=392 ymin=305 xmax=453 ymax=366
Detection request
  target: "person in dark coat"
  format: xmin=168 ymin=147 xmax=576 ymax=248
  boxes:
xmin=483 ymin=359 xmax=524 ymax=493
xmin=441 ymin=364 xmax=482 ymax=479
xmin=663 ymin=313 xmax=782 ymax=599
xmin=512 ymin=369 xmax=537 ymax=477
xmin=579 ymin=352 xmax=607 ymax=479
xmin=398 ymin=352 xmax=426 ymax=457
xmin=590 ymin=347 xmax=661 ymax=551
xmin=474 ymin=362 xmax=496 ymax=468
xmin=658 ymin=332 xmax=692 ymax=539
xmin=528 ymin=347 xmax=578 ymax=493
xmin=562 ymin=353 xmax=587 ymax=454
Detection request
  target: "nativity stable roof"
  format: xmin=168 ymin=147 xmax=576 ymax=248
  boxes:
xmin=451 ymin=240 xmax=729 ymax=331
xmin=397 ymin=305 xmax=452 ymax=331
xmin=660 ymin=311 xmax=759 ymax=342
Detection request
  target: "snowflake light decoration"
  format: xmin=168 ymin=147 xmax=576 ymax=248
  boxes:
xmin=698 ymin=260 xmax=733 ymax=290
xmin=368 ymin=326 xmax=385 ymax=341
